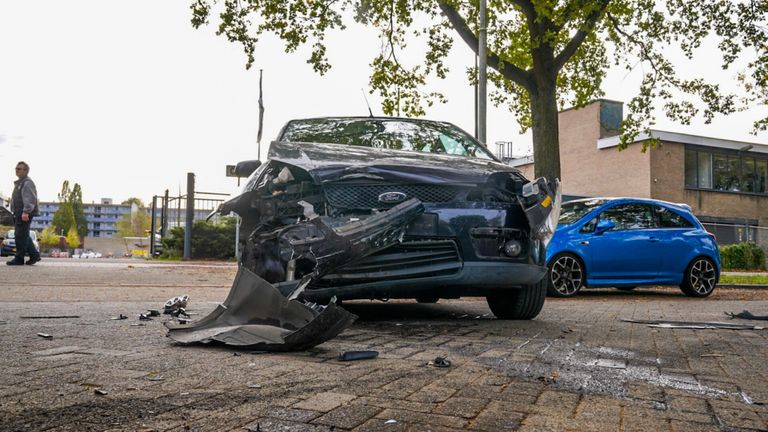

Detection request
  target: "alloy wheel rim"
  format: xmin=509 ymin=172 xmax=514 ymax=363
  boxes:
xmin=690 ymin=259 xmax=716 ymax=295
xmin=551 ymin=256 xmax=583 ymax=295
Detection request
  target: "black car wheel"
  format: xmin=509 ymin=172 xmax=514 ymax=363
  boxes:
xmin=486 ymin=278 xmax=546 ymax=320
xmin=547 ymin=253 xmax=585 ymax=297
xmin=416 ymin=297 xmax=439 ymax=304
xmin=680 ymin=257 xmax=717 ymax=297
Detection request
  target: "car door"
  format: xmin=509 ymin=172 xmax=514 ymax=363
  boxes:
xmin=587 ymin=203 xmax=662 ymax=283
xmin=652 ymin=205 xmax=696 ymax=282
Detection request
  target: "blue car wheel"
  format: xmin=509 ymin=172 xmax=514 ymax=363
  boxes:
xmin=547 ymin=253 xmax=585 ymax=297
xmin=680 ymin=257 xmax=718 ymax=297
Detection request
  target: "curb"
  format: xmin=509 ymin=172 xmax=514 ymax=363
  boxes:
xmin=717 ymin=284 xmax=768 ymax=290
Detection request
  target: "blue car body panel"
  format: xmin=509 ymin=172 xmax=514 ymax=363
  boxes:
xmin=546 ymin=198 xmax=721 ymax=288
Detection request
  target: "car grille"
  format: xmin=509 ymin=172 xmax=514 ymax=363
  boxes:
xmin=313 ymin=240 xmax=461 ymax=287
xmin=324 ymin=184 xmax=466 ymax=209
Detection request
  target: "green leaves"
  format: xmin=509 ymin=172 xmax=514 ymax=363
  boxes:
xmin=191 ymin=0 xmax=767 ymax=179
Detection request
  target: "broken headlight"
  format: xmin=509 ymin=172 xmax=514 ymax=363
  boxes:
xmin=520 ymin=178 xmax=561 ymax=247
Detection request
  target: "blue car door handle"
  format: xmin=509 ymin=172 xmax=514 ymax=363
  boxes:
xmin=580 ymin=241 xmax=589 ymax=245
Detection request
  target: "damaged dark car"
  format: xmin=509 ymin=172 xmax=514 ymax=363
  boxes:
xmin=217 ymin=117 xmax=560 ymax=320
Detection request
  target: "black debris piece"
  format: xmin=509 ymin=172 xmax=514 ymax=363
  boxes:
xmin=429 ymin=357 xmax=451 ymax=368
xmin=620 ymin=318 xmax=765 ymax=330
xmin=112 ymin=314 xmax=128 ymax=320
xmin=37 ymin=333 xmax=53 ymax=339
xmin=94 ymin=389 xmax=108 ymax=396
xmin=725 ymin=310 xmax=768 ymax=321
xmin=146 ymin=310 xmax=161 ymax=317
xmin=139 ymin=314 xmax=153 ymax=321
xmin=338 ymin=351 xmax=379 ymax=361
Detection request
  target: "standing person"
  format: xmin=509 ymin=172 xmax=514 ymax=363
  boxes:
xmin=8 ymin=161 xmax=41 ymax=265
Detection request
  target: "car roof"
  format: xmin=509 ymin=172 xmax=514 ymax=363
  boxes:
xmin=563 ymin=197 xmax=693 ymax=213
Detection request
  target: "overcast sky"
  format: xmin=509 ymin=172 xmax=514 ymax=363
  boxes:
xmin=1 ymin=1 xmax=766 ymax=204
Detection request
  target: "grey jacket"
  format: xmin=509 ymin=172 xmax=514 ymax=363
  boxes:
xmin=12 ymin=176 xmax=38 ymax=215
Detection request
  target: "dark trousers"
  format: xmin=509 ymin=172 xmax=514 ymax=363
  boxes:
xmin=13 ymin=214 xmax=39 ymax=262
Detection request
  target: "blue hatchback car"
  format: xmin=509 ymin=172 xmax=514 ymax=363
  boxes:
xmin=546 ymin=198 xmax=720 ymax=297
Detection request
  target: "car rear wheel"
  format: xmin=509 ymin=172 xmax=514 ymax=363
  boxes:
xmin=486 ymin=278 xmax=546 ymax=320
xmin=547 ymin=253 xmax=585 ymax=297
xmin=680 ymin=257 xmax=717 ymax=297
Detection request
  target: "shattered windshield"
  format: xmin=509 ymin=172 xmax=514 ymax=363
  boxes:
xmin=280 ymin=118 xmax=495 ymax=160
xmin=559 ymin=199 xmax=607 ymax=225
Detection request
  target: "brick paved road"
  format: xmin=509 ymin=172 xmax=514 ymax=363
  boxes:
xmin=1 ymin=259 xmax=767 ymax=431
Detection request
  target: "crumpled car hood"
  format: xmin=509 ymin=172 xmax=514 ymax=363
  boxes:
xmin=268 ymin=140 xmax=523 ymax=185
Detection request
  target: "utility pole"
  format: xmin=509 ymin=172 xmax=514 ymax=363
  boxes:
xmin=477 ymin=0 xmax=488 ymax=144
xmin=183 ymin=173 xmax=195 ymax=261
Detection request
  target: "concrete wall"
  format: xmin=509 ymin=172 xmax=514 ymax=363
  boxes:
xmin=82 ymin=237 xmax=132 ymax=258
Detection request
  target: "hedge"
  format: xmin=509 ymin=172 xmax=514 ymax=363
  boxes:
xmin=160 ymin=217 xmax=236 ymax=260
xmin=719 ymin=242 xmax=767 ymax=271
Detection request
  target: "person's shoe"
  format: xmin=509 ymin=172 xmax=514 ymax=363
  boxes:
xmin=25 ymin=257 xmax=41 ymax=266
xmin=6 ymin=259 xmax=24 ymax=266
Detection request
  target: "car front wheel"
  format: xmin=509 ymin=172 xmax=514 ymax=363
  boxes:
xmin=680 ymin=257 xmax=717 ymax=297
xmin=547 ymin=253 xmax=585 ymax=297
xmin=486 ymin=278 xmax=546 ymax=320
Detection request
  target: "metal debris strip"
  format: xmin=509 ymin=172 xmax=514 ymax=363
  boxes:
xmin=726 ymin=310 xmax=768 ymax=321
xmin=37 ymin=333 xmax=53 ymax=339
xmin=338 ymin=351 xmax=379 ymax=361
xmin=164 ymin=295 xmax=189 ymax=315
xmin=620 ymin=318 xmax=765 ymax=330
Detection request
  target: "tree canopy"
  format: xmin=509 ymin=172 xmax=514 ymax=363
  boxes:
xmin=192 ymin=0 xmax=767 ymax=181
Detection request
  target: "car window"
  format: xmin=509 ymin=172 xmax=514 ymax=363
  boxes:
xmin=598 ymin=203 xmax=654 ymax=230
xmin=655 ymin=206 xmax=693 ymax=228
xmin=559 ymin=199 xmax=607 ymax=225
xmin=280 ymin=118 xmax=494 ymax=160
xmin=580 ymin=218 xmax=597 ymax=233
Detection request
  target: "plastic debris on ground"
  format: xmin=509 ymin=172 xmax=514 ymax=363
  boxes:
xmin=725 ymin=310 xmax=768 ymax=321
xmin=338 ymin=351 xmax=379 ymax=361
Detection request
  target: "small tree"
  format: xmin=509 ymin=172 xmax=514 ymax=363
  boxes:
xmin=66 ymin=226 xmax=80 ymax=249
xmin=116 ymin=207 xmax=151 ymax=238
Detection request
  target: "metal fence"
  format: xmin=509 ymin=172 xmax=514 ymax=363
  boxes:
xmin=149 ymin=173 xmax=230 ymax=258
xmin=700 ymin=222 xmax=768 ymax=251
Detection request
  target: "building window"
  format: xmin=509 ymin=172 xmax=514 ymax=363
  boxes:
xmin=685 ymin=146 xmax=768 ymax=194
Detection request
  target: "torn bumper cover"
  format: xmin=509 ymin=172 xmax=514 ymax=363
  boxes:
xmin=165 ymin=267 xmax=356 ymax=350
xmin=165 ymin=198 xmax=424 ymax=350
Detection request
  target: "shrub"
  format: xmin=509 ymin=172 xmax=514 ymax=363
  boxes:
xmin=719 ymin=242 xmax=767 ymax=271
xmin=160 ymin=217 xmax=236 ymax=260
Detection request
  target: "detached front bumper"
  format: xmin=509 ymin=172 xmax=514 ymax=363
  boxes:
xmin=302 ymin=261 xmax=547 ymax=302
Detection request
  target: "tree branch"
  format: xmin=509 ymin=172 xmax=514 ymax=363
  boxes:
xmin=438 ymin=2 xmax=532 ymax=90
xmin=553 ymin=0 xmax=610 ymax=72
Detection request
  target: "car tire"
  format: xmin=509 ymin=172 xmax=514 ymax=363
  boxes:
xmin=615 ymin=286 xmax=636 ymax=291
xmin=416 ymin=297 xmax=439 ymax=304
xmin=486 ymin=278 xmax=546 ymax=320
xmin=547 ymin=253 xmax=586 ymax=297
xmin=680 ymin=257 xmax=718 ymax=297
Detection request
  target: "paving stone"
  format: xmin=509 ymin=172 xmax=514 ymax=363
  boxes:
xmin=375 ymin=408 xmax=468 ymax=429
xmin=432 ymin=397 xmax=488 ymax=418
xmin=312 ymin=404 xmax=382 ymax=429
xmin=293 ymin=392 xmax=357 ymax=412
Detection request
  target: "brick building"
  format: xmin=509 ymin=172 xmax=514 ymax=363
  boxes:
xmin=510 ymin=100 xmax=768 ymax=248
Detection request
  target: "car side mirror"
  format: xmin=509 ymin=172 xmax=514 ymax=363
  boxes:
xmin=595 ymin=220 xmax=615 ymax=235
xmin=235 ymin=160 xmax=262 ymax=178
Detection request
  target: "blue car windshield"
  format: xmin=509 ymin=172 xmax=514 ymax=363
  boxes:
xmin=280 ymin=118 xmax=495 ymax=160
xmin=559 ymin=199 xmax=607 ymax=225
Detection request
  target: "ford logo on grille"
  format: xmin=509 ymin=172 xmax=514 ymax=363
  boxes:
xmin=378 ymin=191 xmax=407 ymax=204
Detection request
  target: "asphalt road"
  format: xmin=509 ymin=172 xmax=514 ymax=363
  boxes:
xmin=1 ymin=258 xmax=767 ymax=431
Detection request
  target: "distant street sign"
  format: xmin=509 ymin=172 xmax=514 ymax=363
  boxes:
xmin=226 ymin=165 xmax=237 ymax=177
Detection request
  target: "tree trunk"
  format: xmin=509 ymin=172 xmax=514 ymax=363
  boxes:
xmin=530 ymin=80 xmax=561 ymax=183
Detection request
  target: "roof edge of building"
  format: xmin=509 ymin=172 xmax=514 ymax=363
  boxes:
xmin=597 ymin=130 xmax=768 ymax=154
